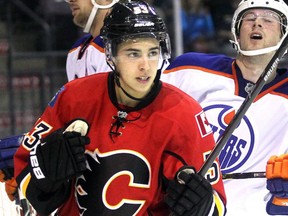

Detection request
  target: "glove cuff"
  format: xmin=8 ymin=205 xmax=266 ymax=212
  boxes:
xmin=267 ymin=196 xmax=288 ymax=215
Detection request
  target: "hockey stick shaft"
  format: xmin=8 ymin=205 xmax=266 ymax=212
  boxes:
xmin=222 ymin=171 xmax=266 ymax=179
xmin=18 ymin=188 xmax=32 ymax=216
xmin=198 ymin=32 xmax=288 ymax=177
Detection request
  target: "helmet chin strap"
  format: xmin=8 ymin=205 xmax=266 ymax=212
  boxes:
xmin=230 ymin=30 xmax=288 ymax=56
xmin=106 ymin=59 xmax=166 ymax=102
xmin=106 ymin=60 xmax=143 ymax=101
xmin=84 ymin=0 xmax=119 ymax=33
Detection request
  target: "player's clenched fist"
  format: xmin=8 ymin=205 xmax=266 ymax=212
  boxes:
xmin=266 ymin=154 xmax=288 ymax=215
xmin=29 ymin=119 xmax=90 ymax=193
xmin=267 ymin=154 xmax=288 ymax=179
xmin=165 ymin=166 xmax=213 ymax=216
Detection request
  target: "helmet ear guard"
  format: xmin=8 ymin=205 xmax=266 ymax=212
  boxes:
xmin=160 ymin=34 xmax=171 ymax=60
xmin=230 ymin=0 xmax=288 ymax=56
xmin=104 ymin=41 xmax=113 ymax=62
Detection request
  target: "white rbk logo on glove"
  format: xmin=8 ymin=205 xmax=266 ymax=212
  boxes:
xmin=30 ymin=145 xmax=45 ymax=180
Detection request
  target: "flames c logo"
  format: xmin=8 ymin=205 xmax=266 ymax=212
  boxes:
xmin=75 ymin=149 xmax=151 ymax=216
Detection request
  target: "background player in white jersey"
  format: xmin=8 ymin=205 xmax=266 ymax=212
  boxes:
xmin=161 ymin=0 xmax=288 ymax=215
xmin=13 ymin=1 xmax=226 ymax=215
xmin=65 ymin=0 xmax=120 ymax=81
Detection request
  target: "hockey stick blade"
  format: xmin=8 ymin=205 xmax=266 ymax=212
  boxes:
xmin=198 ymin=32 xmax=288 ymax=177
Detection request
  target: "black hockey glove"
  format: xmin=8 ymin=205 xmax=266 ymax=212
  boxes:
xmin=165 ymin=166 xmax=213 ymax=216
xmin=29 ymin=119 xmax=90 ymax=193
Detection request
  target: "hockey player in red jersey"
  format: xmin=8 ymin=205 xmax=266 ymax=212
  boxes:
xmin=0 ymin=0 xmax=167 ymax=212
xmin=14 ymin=1 xmax=226 ymax=215
xmin=161 ymin=0 xmax=288 ymax=215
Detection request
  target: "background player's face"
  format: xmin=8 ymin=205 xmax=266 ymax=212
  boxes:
xmin=67 ymin=0 xmax=114 ymax=29
xmin=114 ymin=38 xmax=160 ymax=99
xmin=238 ymin=9 xmax=282 ymax=52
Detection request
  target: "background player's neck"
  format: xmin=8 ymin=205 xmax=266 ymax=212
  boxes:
xmin=236 ymin=54 xmax=277 ymax=83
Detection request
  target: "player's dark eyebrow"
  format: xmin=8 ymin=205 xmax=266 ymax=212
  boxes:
xmin=149 ymin=46 xmax=160 ymax=51
xmin=124 ymin=46 xmax=159 ymax=52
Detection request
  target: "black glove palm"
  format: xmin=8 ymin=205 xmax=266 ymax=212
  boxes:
xmin=29 ymin=121 xmax=90 ymax=193
xmin=165 ymin=166 xmax=213 ymax=216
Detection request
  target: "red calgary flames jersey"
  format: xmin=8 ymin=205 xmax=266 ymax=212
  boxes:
xmin=15 ymin=72 xmax=226 ymax=215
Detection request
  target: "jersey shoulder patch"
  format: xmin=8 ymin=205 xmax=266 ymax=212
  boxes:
xmin=92 ymin=35 xmax=105 ymax=49
xmin=70 ymin=34 xmax=93 ymax=50
xmin=166 ymin=52 xmax=234 ymax=75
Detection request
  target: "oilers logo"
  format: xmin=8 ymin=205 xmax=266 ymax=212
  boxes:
xmin=204 ymin=104 xmax=255 ymax=174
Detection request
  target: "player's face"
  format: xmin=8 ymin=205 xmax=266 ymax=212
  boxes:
xmin=66 ymin=0 xmax=93 ymax=28
xmin=238 ymin=9 xmax=282 ymax=52
xmin=114 ymin=38 xmax=160 ymax=100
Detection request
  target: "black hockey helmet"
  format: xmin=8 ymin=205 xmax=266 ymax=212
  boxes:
xmin=101 ymin=0 xmax=171 ymax=61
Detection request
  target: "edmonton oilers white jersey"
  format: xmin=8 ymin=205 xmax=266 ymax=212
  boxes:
xmin=161 ymin=52 xmax=288 ymax=215
xmin=66 ymin=34 xmax=111 ymax=81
